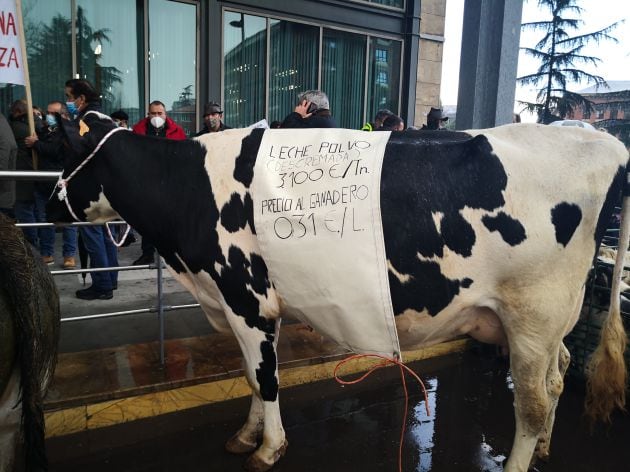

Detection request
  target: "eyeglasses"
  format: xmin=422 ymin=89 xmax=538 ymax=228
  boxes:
xmin=204 ymin=112 xmax=222 ymax=118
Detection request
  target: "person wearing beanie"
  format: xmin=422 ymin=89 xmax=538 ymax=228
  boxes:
xmin=421 ymin=107 xmax=448 ymax=130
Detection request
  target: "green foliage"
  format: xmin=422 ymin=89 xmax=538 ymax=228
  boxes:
xmin=517 ymin=0 xmax=620 ymax=123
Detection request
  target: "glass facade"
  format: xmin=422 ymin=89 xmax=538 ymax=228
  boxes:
xmin=0 ymin=1 xmax=404 ymax=134
xmin=0 ymin=0 xmax=72 ymax=113
xmin=222 ymin=11 xmax=402 ymax=130
xmin=76 ymin=0 xmax=142 ymax=124
xmin=149 ymin=0 xmax=197 ymax=134
xmin=223 ymin=12 xmax=266 ymax=128
xmin=269 ymin=19 xmax=319 ymax=124
xmin=367 ymin=36 xmax=401 ymax=121
xmin=1 ymin=0 xmax=198 ymax=136
xmin=322 ymin=29 xmax=366 ymax=129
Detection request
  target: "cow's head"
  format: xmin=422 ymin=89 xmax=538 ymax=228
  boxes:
xmin=46 ymin=112 xmax=122 ymax=224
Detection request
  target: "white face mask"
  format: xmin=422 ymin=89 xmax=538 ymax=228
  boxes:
xmin=150 ymin=116 xmax=165 ymax=128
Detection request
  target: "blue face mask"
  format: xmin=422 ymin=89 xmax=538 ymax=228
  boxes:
xmin=66 ymin=101 xmax=78 ymax=115
xmin=46 ymin=114 xmax=57 ymax=128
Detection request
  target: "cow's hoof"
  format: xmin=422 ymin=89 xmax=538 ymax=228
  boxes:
xmin=226 ymin=434 xmax=257 ymax=454
xmin=243 ymin=440 xmax=288 ymax=472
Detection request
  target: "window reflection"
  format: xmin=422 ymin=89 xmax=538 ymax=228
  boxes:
xmin=223 ymin=12 xmax=266 ymax=128
xmin=367 ymin=37 xmax=401 ymax=122
xmin=77 ymin=0 xmax=141 ymax=123
xmin=149 ymin=0 xmax=197 ymax=136
xmin=322 ymin=29 xmax=366 ymax=129
xmin=0 ymin=0 xmax=71 ymax=112
xmin=268 ymin=19 xmax=319 ymax=123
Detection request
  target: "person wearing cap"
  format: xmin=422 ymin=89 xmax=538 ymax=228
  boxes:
xmin=361 ymin=109 xmax=393 ymax=131
xmin=110 ymin=109 xmax=130 ymax=129
xmin=421 ymin=107 xmax=448 ymax=130
xmin=195 ymin=102 xmax=231 ymax=136
xmin=132 ymin=100 xmax=186 ymax=140
xmin=281 ymin=90 xmax=337 ymax=128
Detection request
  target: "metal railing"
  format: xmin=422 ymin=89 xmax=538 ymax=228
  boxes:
xmin=1 ymin=170 xmax=201 ymax=364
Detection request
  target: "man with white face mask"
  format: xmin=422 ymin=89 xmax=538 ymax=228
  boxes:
xmin=131 ymin=100 xmax=186 ymax=140
xmin=131 ymin=100 xmax=186 ymax=265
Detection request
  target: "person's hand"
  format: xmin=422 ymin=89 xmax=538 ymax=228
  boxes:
xmin=294 ymin=100 xmax=313 ymax=118
xmin=25 ymin=134 xmax=38 ymax=148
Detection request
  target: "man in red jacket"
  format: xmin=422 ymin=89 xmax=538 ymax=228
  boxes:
xmin=132 ymin=100 xmax=186 ymax=139
xmin=131 ymin=100 xmax=186 ymax=265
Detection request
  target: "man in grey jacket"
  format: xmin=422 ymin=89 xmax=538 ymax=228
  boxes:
xmin=0 ymin=111 xmax=17 ymax=217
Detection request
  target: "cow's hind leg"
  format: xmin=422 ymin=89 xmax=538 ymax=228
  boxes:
xmin=535 ymin=342 xmax=570 ymax=462
xmin=503 ymin=338 xmax=551 ymax=472
xmin=223 ymin=308 xmax=286 ymax=472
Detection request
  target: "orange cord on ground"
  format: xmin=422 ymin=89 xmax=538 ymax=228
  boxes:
xmin=333 ymin=354 xmax=430 ymax=472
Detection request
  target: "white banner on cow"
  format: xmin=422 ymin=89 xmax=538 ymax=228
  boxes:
xmin=252 ymin=128 xmax=400 ymax=359
xmin=0 ymin=0 xmax=25 ymax=85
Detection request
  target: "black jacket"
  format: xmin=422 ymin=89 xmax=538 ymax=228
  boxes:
xmin=281 ymin=110 xmax=337 ymax=129
xmin=33 ymin=128 xmax=66 ymax=194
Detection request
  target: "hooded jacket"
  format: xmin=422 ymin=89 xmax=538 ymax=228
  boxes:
xmin=132 ymin=116 xmax=187 ymax=140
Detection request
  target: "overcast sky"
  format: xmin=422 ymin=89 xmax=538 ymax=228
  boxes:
xmin=440 ymin=0 xmax=630 ymax=120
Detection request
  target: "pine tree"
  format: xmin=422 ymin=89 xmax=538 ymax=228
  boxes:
xmin=517 ymin=0 xmax=619 ymax=123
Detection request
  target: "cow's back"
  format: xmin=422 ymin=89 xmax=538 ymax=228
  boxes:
xmin=381 ymin=124 xmax=628 ymax=318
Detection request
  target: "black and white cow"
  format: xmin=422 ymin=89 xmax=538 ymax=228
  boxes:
xmin=47 ymin=114 xmax=630 ymax=472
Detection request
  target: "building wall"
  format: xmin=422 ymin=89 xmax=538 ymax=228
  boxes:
xmin=571 ymin=91 xmax=630 ymax=123
xmin=414 ymin=0 xmax=446 ymax=127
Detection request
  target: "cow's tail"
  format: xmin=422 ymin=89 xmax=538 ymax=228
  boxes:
xmin=585 ymin=171 xmax=630 ymax=423
xmin=0 ymin=213 xmax=60 ymax=471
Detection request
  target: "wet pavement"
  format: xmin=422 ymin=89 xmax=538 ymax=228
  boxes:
xmin=46 ymin=347 xmax=630 ymax=472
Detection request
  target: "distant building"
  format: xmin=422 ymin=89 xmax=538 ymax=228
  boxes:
xmin=571 ymin=81 xmax=630 ymax=146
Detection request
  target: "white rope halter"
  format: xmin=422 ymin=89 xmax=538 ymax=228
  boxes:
xmin=56 ymin=125 xmax=127 ymax=221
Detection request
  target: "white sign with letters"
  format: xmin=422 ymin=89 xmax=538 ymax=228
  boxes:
xmin=252 ymin=128 xmax=400 ymax=358
xmin=0 ymin=0 xmax=25 ymax=85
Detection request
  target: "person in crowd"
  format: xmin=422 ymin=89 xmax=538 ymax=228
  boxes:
xmin=131 ymin=100 xmax=186 ymax=265
xmin=379 ymin=114 xmax=405 ymax=131
xmin=361 ymin=109 xmax=393 ymax=131
xmin=25 ymin=101 xmax=78 ymax=269
xmin=64 ymin=78 xmax=119 ymax=300
xmin=195 ymin=102 xmax=231 ymax=136
xmin=9 ymin=99 xmax=41 ymax=254
xmin=421 ymin=107 xmax=448 ymax=130
xmin=132 ymin=100 xmax=186 ymax=139
xmin=281 ymin=90 xmax=337 ymax=128
xmin=32 ymin=105 xmax=46 ymax=135
xmin=270 ymin=120 xmax=282 ymax=129
xmin=513 ymin=113 xmax=522 ymax=123
xmin=0 ymin=111 xmax=17 ymax=218
xmin=110 ymin=109 xmax=130 ymax=129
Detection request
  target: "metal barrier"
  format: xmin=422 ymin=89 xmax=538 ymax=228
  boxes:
xmin=0 ymin=170 xmax=201 ymax=364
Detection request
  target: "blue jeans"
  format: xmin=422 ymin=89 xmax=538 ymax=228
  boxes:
xmin=80 ymin=226 xmax=118 ymax=291
xmin=33 ymin=187 xmax=77 ymax=257
xmin=13 ymin=199 xmax=38 ymax=248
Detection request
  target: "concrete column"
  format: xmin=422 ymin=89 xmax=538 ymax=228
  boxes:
xmin=455 ymin=0 xmax=523 ymax=129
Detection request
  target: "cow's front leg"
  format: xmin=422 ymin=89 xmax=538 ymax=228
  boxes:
xmin=223 ymin=308 xmax=287 ymax=472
